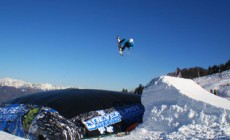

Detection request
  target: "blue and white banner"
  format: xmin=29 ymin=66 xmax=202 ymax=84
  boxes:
xmin=0 ymin=104 xmax=27 ymax=122
xmin=82 ymin=111 xmax=121 ymax=131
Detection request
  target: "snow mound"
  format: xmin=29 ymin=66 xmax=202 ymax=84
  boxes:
xmin=155 ymin=76 xmax=230 ymax=110
xmin=135 ymin=76 xmax=230 ymax=139
xmin=106 ymin=76 xmax=230 ymax=140
xmin=0 ymin=131 xmax=27 ymax=140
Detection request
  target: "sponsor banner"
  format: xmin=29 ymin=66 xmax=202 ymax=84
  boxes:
xmin=0 ymin=104 xmax=27 ymax=122
xmin=83 ymin=111 xmax=121 ymax=131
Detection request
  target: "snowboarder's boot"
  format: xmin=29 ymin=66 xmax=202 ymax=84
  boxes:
xmin=117 ymin=36 xmax=121 ymax=43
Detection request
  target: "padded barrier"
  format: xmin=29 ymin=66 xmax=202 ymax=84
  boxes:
xmin=0 ymin=89 xmax=144 ymax=139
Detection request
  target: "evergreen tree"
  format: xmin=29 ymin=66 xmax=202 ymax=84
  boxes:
xmin=134 ymin=84 xmax=144 ymax=95
xmin=225 ymin=60 xmax=230 ymax=70
xmin=212 ymin=65 xmax=219 ymax=74
xmin=122 ymin=88 xmax=128 ymax=93
xmin=219 ymin=64 xmax=225 ymax=72
xmin=167 ymin=59 xmax=230 ymax=79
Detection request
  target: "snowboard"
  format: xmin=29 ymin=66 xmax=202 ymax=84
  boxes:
xmin=117 ymin=36 xmax=123 ymax=56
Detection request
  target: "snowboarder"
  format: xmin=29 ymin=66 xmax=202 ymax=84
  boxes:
xmin=117 ymin=36 xmax=134 ymax=55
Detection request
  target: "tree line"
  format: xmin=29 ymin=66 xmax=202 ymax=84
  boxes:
xmin=168 ymin=59 xmax=230 ymax=79
xmin=122 ymin=84 xmax=144 ymax=95
xmin=121 ymin=59 xmax=230 ymax=95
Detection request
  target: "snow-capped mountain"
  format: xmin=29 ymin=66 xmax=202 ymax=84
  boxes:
xmin=0 ymin=77 xmax=67 ymax=90
xmin=0 ymin=78 xmax=70 ymax=104
xmin=194 ymin=70 xmax=230 ymax=99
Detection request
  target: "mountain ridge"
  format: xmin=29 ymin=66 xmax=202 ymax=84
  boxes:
xmin=0 ymin=77 xmax=67 ymax=90
xmin=0 ymin=77 xmax=70 ymax=104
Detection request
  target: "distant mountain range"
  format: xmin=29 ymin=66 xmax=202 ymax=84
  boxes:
xmin=0 ymin=78 xmax=69 ymax=103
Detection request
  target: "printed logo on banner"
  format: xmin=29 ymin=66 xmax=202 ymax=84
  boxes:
xmin=82 ymin=111 xmax=121 ymax=131
xmin=0 ymin=104 xmax=27 ymax=122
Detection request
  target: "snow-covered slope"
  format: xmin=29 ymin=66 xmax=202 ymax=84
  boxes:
xmin=135 ymin=76 xmax=230 ymax=139
xmin=0 ymin=77 xmax=68 ymax=90
xmin=0 ymin=131 xmax=27 ymax=140
xmin=194 ymin=70 xmax=230 ymax=99
xmin=159 ymin=76 xmax=230 ymax=110
xmin=103 ymin=76 xmax=230 ymax=140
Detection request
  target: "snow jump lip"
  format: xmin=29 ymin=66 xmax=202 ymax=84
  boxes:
xmin=0 ymin=89 xmax=145 ymax=139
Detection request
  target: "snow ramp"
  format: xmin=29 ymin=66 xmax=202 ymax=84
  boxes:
xmin=148 ymin=76 xmax=230 ymax=110
xmin=137 ymin=76 xmax=230 ymax=139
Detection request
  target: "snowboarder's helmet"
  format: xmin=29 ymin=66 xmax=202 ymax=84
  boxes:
xmin=129 ymin=38 xmax=134 ymax=43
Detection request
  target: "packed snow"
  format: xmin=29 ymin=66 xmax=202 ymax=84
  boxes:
xmin=1 ymin=75 xmax=230 ymax=140
xmin=194 ymin=70 xmax=230 ymax=100
xmin=102 ymin=76 xmax=230 ymax=140
xmin=0 ymin=131 xmax=27 ymax=140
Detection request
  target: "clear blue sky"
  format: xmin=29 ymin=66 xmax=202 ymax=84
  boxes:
xmin=0 ymin=0 xmax=229 ymax=91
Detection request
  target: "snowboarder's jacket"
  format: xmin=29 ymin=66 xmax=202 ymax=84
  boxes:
xmin=120 ymin=39 xmax=134 ymax=49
